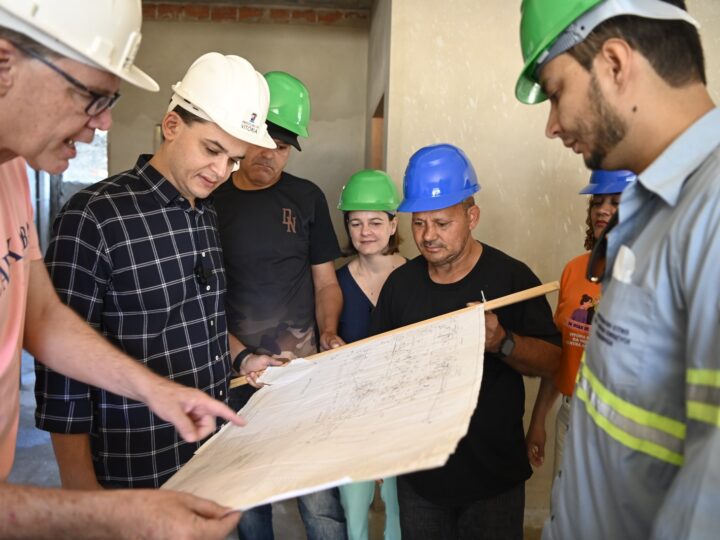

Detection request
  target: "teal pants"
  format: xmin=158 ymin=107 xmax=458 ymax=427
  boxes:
xmin=339 ymin=477 xmax=401 ymax=540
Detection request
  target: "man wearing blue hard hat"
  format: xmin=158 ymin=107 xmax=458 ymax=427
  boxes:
xmin=517 ymin=0 xmax=720 ymax=539
xmin=370 ymin=143 xmax=561 ymax=539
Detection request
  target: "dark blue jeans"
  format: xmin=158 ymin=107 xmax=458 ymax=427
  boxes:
xmin=397 ymin=476 xmax=525 ymax=540
xmin=237 ymin=488 xmax=347 ymax=540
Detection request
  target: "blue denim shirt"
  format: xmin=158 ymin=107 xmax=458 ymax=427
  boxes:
xmin=545 ymin=108 xmax=720 ymax=540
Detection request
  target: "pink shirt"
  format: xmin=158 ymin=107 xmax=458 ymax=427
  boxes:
xmin=0 ymin=157 xmax=42 ymax=480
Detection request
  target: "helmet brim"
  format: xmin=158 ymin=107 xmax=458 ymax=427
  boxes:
xmin=268 ymin=114 xmax=309 ymax=138
xmin=398 ymin=186 xmax=479 ymax=213
xmin=338 ymin=202 xmax=399 ymax=212
xmin=515 ymin=70 xmax=548 ymax=105
xmin=113 ymin=64 xmax=159 ymax=92
xmin=579 ymin=180 xmax=630 ymax=195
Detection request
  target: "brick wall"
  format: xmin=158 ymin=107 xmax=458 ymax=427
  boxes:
xmin=142 ymin=3 xmax=369 ymax=26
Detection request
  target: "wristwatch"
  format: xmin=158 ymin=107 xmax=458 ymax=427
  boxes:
xmin=232 ymin=348 xmax=255 ymax=372
xmin=498 ymin=327 xmax=515 ymax=359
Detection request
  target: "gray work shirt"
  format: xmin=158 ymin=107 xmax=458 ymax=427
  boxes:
xmin=545 ymin=108 xmax=720 ymax=540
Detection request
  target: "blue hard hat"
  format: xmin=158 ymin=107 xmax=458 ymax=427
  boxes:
xmin=398 ymin=144 xmax=480 ymax=212
xmin=580 ymin=169 xmax=636 ymax=195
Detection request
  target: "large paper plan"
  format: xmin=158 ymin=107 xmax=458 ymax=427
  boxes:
xmin=163 ymin=305 xmax=485 ymax=510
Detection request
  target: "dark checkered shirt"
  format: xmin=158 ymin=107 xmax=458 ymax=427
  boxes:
xmin=35 ymin=155 xmax=231 ymax=488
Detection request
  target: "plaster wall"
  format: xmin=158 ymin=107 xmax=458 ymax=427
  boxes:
xmin=109 ymin=20 xmax=369 ymax=237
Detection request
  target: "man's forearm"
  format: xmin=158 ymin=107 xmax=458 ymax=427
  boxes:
xmin=504 ymin=336 xmax=561 ymax=378
xmin=50 ymin=433 xmax=102 ymax=490
xmin=311 ymin=261 xmax=343 ymax=339
xmin=227 ymin=332 xmax=245 ymax=359
xmin=529 ymin=376 xmax=561 ymax=425
xmin=315 ymin=283 xmax=343 ymax=335
xmin=0 ymin=484 xmax=119 ymax=539
xmin=0 ymin=484 xmax=241 ymax=540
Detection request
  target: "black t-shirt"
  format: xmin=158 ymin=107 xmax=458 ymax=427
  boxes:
xmin=370 ymin=243 xmax=560 ymax=505
xmin=214 ymin=171 xmax=341 ymax=357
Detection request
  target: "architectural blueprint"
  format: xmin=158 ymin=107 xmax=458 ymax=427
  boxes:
xmin=163 ymin=305 xmax=485 ymax=510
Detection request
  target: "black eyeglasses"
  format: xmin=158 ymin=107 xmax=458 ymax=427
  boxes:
xmin=16 ymin=43 xmax=120 ymax=117
xmin=586 ymin=212 xmax=618 ymax=283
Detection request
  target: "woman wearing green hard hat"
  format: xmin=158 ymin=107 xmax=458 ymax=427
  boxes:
xmin=336 ymin=169 xmax=404 ymax=540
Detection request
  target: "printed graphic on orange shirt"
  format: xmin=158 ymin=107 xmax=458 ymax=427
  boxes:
xmin=282 ymin=208 xmax=297 ymax=234
xmin=570 ymin=294 xmax=596 ymax=324
xmin=565 ymin=293 xmax=599 ymax=349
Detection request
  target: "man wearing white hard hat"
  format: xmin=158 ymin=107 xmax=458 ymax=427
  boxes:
xmin=516 ymin=0 xmax=719 ymax=538
xmin=34 ymin=52 xmax=280 ymax=495
xmin=0 ymin=2 xmax=246 ymax=538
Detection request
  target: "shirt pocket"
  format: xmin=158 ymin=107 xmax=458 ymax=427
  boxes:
xmin=588 ymin=278 xmax=655 ymax=389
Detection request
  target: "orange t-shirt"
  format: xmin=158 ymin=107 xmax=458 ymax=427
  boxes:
xmin=0 ymin=157 xmax=42 ymax=480
xmin=553 ymin=252 xmax=601 ymax=396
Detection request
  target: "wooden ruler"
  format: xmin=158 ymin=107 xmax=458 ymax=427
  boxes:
xmin=229 ymin=280 xmax=559 ymax=389
xmin=482 ymin=280 xmax=559 ymax=310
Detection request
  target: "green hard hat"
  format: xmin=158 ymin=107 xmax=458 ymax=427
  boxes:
xmin=265 ymin=71 xmax=310 ymax=137
xmin=338 ymin=169 xmax=401 ymax=212
xmin=516 ymin=0 xmax=602 ymax=104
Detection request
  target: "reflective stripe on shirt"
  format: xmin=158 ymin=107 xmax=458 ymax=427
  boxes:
xmin=687 ymin=369 xmax=720 ymax=427
xmin=576 ymin=362 xmax=685 ymax=466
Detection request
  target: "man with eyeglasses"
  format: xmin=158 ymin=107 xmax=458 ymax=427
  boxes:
xmin=13 ymin=42 xmax=121 ymax=118
xmin=0 ymin=2 xmax=249 ymax=539
xmin=517 ymin=1 xmax=720 ymax=538
xmin=34 ymin=52 xmax=279 ymax=494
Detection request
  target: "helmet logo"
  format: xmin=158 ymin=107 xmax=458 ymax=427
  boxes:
xmin=242 ymin=112 xmax=260 ymax=134
xmin=431 ymin=187 xmax=441 ymax=197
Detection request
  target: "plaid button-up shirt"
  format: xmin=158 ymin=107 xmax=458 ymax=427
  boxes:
xmin=35 ymin=155 xmax=231 ymax=488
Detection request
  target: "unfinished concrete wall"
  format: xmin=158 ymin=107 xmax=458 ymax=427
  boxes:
xmin=109 ymin=18 xmax=368 ymax=238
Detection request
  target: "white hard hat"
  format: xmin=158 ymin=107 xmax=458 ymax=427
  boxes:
xmin=168 ymin=53 xmax=276 ymax=149
xmin=0 ymin=0 xmax=158 ymax=92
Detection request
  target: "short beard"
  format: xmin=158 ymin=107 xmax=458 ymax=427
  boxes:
xmin=583 ymin=74 xmax=628 ymax=170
